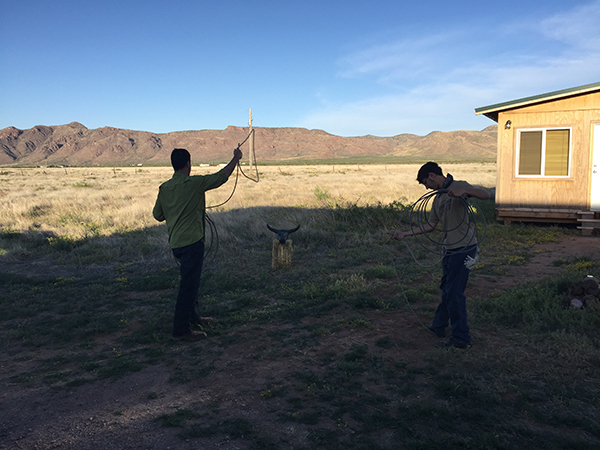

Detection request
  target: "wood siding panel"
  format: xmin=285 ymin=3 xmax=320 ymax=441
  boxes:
xmin=496 ymin=92 xmax=600 ymax=214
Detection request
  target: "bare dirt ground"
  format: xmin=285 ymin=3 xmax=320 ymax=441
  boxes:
xmin=1 ymin=235 xmax=599 ymax=450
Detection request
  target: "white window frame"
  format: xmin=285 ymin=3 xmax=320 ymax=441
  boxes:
xmin=515 ymin=127 xmax=572 ymax=178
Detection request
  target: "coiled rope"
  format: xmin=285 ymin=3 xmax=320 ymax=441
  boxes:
xmin=398 ymin=188 xmax=486 ymax=267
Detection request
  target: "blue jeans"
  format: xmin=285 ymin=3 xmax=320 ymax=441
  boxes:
xmin=431 ymin=244 xmax=477 ymax=345
xmin=171 ymin=239 xmax=204 ymax=337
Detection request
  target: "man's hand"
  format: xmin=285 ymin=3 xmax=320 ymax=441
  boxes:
xmin=233 ymin=147 xmax=243 ymax=161
xmin=391 ymin=230 xmax=409 ymax=240
xmin=223 ymin=148 xmax=244 ymax=177
xmin=448 ymin=188 xmax=466 ymax=198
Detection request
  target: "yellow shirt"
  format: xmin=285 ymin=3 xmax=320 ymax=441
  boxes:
xmin=429 ymin=180 xmax=477 ymax=250
xmin=152 ymin=170 xmax=228 ymax=249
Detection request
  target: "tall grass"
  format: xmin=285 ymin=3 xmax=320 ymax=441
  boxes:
xmin=0 ymin=163 xmax=496 ymax=265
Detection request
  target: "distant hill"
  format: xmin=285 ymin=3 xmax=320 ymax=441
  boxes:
xmin=0 ymin=122 xmax=498 ymax=166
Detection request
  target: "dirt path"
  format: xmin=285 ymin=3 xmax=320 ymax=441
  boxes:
xmin=468 ymin=234 xmax=600 ymax=298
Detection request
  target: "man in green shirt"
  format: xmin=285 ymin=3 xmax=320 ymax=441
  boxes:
xmin=153 ymin=147 xmax=242 ymax=341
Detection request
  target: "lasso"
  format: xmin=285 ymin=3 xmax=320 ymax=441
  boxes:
xmin=204 ymin=128 xmax=259 ymax=264
xmin=398 ymin=188 xmax=486 ymax=267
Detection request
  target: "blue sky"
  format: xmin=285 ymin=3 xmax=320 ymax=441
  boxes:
xmin=2 ymin=0 xmax=600 ymax=137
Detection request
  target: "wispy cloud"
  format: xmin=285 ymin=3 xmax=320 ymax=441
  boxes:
xmin=300 ymin=1 xmax=600 ymax=136
xmin=338 ymin=32 xmax=462 ymax=85
xmin=539 ymin=1 xmax=600 ymax=49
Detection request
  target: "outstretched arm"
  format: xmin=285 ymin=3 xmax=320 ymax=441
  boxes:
xmin=223 ymin=148 xmax=243 ymax=178
xmin=448 ymin=187 xmax=490 ymax=200
xmin=391 ymin=221 xmax=437 ymax=240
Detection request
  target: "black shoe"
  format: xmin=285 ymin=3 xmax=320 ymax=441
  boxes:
xmin=427 ymin=325 xmax=446 ymax=338
xmin=172 ymin=330 xmax=208 ymax=342
xmin=436 ymin=338 xmax=471 ymax=349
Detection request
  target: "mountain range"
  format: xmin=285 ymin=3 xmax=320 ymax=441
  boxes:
xmin=0 ymin=122 xmax=498 ymax=166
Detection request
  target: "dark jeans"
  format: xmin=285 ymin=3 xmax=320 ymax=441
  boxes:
xmin=171 ymin=239 xmax=204 ymax=337
xmin=431 ymin=244 xmax=477 ymax=345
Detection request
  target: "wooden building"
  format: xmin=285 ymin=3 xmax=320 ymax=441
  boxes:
xmin=475 ymin=82 xmax=600 ymax=234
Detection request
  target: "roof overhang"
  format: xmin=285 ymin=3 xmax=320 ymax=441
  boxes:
xmin=475 ymin=81 xmax=600 ymax=123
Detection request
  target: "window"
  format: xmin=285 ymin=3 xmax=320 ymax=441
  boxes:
xmin=517 ymin=128 xmax=571 ymax=177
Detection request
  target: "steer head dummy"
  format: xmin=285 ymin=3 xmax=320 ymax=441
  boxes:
xmin=267 ymin=224 xmax=300 ymax=244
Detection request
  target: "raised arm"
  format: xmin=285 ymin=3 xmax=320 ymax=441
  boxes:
xmin=223 ymin=148 xmax=243 ymax=178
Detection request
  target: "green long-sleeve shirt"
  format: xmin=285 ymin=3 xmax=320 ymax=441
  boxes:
xmin=152 ymin=170 xmax=228 ymax=249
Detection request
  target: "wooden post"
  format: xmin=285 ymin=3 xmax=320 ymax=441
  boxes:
xmin=249 ymin=109 xmax=255 ymax=178
xmin=272 ymin=240 xmax=293 ymax=269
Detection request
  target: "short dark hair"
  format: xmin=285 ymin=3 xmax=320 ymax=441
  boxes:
xmin=171 ymin=148 xmax=190 ymax=171
xmin=417 ymin=161 xmax=443 ymax=184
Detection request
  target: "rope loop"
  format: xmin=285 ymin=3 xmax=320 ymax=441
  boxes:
xmin=204 ymin=128 xmax=259 ymax=264
xmin=397 ymin=188 xmax=486 ymax=267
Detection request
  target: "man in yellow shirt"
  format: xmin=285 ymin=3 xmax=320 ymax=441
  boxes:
xmin=393 ymin=162 xmax=490 ymax=348
xmin=153 ymin=147 xmax=242 ymax=341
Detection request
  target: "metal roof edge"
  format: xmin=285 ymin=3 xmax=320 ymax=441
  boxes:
xmin=474 ymin=81 xmax=600 ymax=116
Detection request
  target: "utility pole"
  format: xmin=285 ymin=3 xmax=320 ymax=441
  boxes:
xmin=249 ymin=109 xmax=255 ymax=177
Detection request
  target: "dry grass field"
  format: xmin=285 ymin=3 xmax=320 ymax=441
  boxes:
xmin=0 ymin=162 xmax=496 ymax=241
